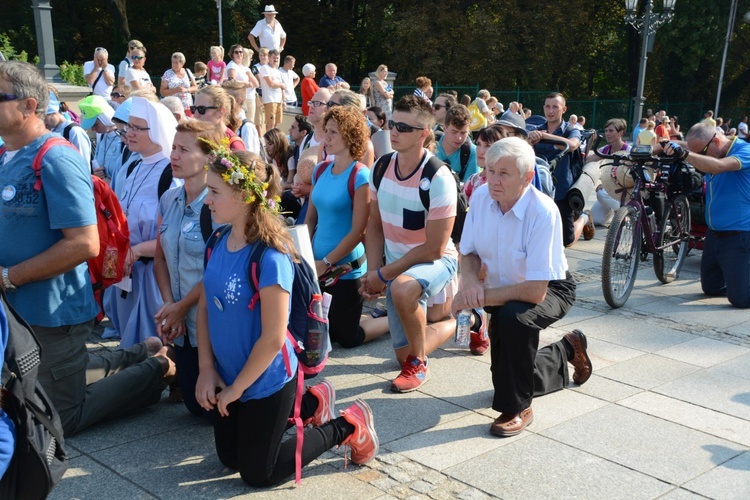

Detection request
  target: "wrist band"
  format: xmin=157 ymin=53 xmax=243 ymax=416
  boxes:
xmin=377 ymin=268 xmax=389 ymax=284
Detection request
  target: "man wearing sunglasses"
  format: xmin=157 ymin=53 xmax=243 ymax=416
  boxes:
xmin=361 ymin=95 xmax=459 ymax=393
xmin=0 ymin=61 xmax=173 ymax=436
xmin=123 ymin=47 xmax=154 ymax=93
xmin=665 ymin=123 xmax=750 ymax=308
xmin=431 ymin=93 xmax=456 ymax=138
xmin=84 ymin=47 xmax=115 ymax=99
xmin=117 ymin=39 xmax=144 ymax=87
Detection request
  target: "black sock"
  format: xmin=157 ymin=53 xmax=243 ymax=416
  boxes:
xmin=336 ymin=416 xmax=356 ymax=442
xmin=562 ymin=336 xmax=574 ymax=361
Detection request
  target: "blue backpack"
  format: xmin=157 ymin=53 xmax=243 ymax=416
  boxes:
xmin=203 ymin=225 xmax=330 ymax=484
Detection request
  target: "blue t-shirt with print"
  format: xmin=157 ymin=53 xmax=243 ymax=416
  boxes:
xmin=203 ymin=237 xmax=296 ymax=401
xmin=311 ymin=161 xmax=369 ymax=279
xmin=706 ymin=137 xmax=750 ymax=231
xmin=436 ymin=137 xmax=478 ymax=183
xmin=0 ymin=134 xmax=99 ymax=327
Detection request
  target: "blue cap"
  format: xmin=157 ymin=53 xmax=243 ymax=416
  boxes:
xmin=112 ymin=97 xmax=133 ymax=124
xmin=46 ymin=91 xmax=61 ymax=115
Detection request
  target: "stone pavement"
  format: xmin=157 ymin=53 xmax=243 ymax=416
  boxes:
xmin=50 ymin=230 xmax=750 ymax=500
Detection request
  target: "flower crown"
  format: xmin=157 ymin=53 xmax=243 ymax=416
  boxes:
xmin=202 ymin=138 xmax=281 ymax=214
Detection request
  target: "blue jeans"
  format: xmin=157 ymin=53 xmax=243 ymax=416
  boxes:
xmin=701 ymin=230 xmax=750 ymax=308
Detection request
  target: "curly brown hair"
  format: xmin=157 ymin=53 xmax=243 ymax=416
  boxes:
xmin=322 ymin=106 xmax=370 ymax=160
xmin=207 ymin=151 xmax=297 ymax=258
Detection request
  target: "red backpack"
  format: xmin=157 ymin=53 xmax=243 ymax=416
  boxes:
xmin=1 ymin=137 xmax=130 ymax=320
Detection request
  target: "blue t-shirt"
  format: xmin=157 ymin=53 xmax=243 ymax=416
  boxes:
xmin=533 ymin=121 xmax=582 ymax=201
xmin=706 ymin=137 xmax=750 ymax=231
xmin=0 ymin=134 xmax=99 ymax=327
xmin=310 ymin=161 xmax=369 ymax=279
xmin=436 ymin=137 xmax=478 ymax=182
xmin=203 ymin=237 xmax=296 ymax=401
xmin=318 ymin=75 xmax=347 ymax=89
xmin=0 ymin=301 xmax=15 ymax=477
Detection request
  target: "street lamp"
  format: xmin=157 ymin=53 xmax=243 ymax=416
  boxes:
xmin=216 ymin=0 xmax=224 ymax=48
xmin=625 ymin=0 xmax=677 ymax=128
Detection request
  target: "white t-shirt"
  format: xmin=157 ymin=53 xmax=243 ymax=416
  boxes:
xmin=739 ymin=121 xmax=748 ymax=139
xmin=118 ymin=57 xmax=131 ymax=82
xmin=279 ymin=68 xmax=299 ymax=104
xmin=226 ymin=61 xmax=256 ymax=100
xmin=249 ymin=19 xmax=286 ymax=51
xmin=83 ymin=61 xmax=115 ymax=98
xmin=260 ymin=65 xmax=283 ymax=104
xmin=124 ymin=67 xmax=153 ymax=90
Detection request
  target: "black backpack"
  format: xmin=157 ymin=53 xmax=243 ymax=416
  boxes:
xmin=0 ymin=290 xmax=68 ymax=499
xmin=372 ymin=152 xmax=469 ymax=244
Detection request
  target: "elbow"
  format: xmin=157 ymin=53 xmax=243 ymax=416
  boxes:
xmin=85 ymin=239 xmax=100 ymax=260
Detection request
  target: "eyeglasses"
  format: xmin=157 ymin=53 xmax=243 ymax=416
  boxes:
xmin=0 ymin=93 xmax=21 ymax=103
xmin=432 ymin=103 xmax=446 ymax=111
xmin=130 ymin=55 xmax=145 ymax=60
xmin=114 ymin=129 xmax=127 ymax=138
xmin=110 ymin=92 xmax=123 ymax=99
xmin=124 ymin=123 xmax=150 ymax=133
xmin=308 ymin=100 xmax=327 ymax=108
xmin=190 ymin=105 xmax=219 ymax=115
xmin=700 ymin=133 xmax=716 ymax=155
xmin=326 ymin=101 xmax=342 ymax=109
xmin=388 ymin=120 xmax=425 ymax=133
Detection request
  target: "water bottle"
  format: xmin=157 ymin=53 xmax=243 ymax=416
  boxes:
xmin=455 ymin=309 xmax=472 ymax=347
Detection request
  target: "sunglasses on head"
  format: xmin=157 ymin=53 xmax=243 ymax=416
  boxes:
xmin=110 ymin=92 xmax=123 ymax=99
xmin=0 ymin=93 xmax=21 ymax=103
xmin=326 ymin=101 xmax=342 ymax=109
xmin=388 ymin=120 xmax=425 ymax=133
xmin=190 ymin=105 xmax=219 ymax=115
xmin=130 ymin=55 xmax=145 ymax=60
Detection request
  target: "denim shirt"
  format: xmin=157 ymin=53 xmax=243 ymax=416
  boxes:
xmin=158 ymin=186 xmax=213 ymax=347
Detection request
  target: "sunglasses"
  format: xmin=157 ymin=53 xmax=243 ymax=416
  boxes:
xmin=125 ymin=123 xmax=150 ymax=133
xmin=432 ymin=103 xmax=446 ymax=111
xmin=190 ymin=105 xmax=219 ymax=115
xmin=0 ymin=93 xmax=21 ymax=103
xmin=308 ymin=100 xmax=327 ymax=108
xmin=110 ymin=92 xmax=123 ymax=99
xmin=326 ymin=101 xmax=342 ymax=109
xmin=700 ymin=133 xmax=716 ymax=155
xmin=388 ymin=120 xmax=425 ymax=133
xmin=130 ymin=55 xmax=145 ymax=60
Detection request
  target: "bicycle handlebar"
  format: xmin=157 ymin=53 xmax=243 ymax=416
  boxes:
xmin=589 ymin=135 xmax=681 ymax=167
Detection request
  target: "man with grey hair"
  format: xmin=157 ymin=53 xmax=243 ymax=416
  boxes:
xmin=319 ymin=63 xmax=350 ymax=90
xmin=454 ymin=136 xmax=592 ymax=437
xmin=664 ymin=122 xmax=750 ymax=308
xmin=0 ymin=61 xmax=174 ymax=436
xmin=84 ymin=47 xmax=115 ymax=99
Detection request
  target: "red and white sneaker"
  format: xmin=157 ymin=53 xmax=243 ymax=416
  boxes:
xmin=305 ymin=379 xmax=336 ymax=427
xmin=391 ymin=355 xmax=429 ymax=393
xmin=469 ymin=308 xmax=489 ymax=356
xmin=340 ymin=399 xmax=379 ymax=465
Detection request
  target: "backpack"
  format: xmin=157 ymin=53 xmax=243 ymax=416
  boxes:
xmin=372 ymin=152 xmax=469 ymax=244
xmin=313 ymin=160 xmax=365 ymax=203
xmin=125 ymin=158 xmax=175 ymax=200
xmin=0 ymin=137 xmax=132 ymax=321
xmin=62 ymin=122 xmax=96 ymax=165
xmin=0 ymin=289 xmax=68 ymax=499
xmin=533 ymin=157 xmax=556 ymax=199
xmin=467 ymin=102 xmax=487 ymax=131
xmin=64 ymin=108 xmax=81 ymax=125
xmin=204 ymin=227 xmax=330 ymax=484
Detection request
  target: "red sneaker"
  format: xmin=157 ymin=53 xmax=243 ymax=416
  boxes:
xmin=340 ymin=399 xmax=379 ymax=465
xmin=305 ymin=379 xmax=336 ymax=427
xmin=391 ymin=355 xmax=429 ymax=393
xmin=469 ymin=309 xmax=489 ymax=355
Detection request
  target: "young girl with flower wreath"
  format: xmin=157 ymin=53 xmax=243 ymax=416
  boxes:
xmin=196 ymin=145 xmax=378 ymax=486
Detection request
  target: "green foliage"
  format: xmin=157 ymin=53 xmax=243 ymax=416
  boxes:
xmin=0 ymin=32 xmax=28 ymax=61
xmin=59 ymin=61 xmax=86 ymax=86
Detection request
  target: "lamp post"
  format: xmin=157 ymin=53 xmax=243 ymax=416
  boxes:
xmin=625 ymin=0 xmax=676 ymax=128
xmin=216 ymin=0 xmax=224 ymax=48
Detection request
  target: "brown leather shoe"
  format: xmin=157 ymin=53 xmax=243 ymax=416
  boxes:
xmin=564 ymin=329 xmax=592 ymax=385
xmin=490 ymin=407 xmax=534 ymax=437
xmin=583 ymin=210 xmax=595 ymax=240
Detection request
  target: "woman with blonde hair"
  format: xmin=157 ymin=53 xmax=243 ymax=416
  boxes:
xmin=221 ymin=79 xmax=261 ymax=154
xmin=372 ymin=64 xmax=394 ymax=120
xmin=226 ymin=44 xmax=259 ymax=121
xmin=196 ymin=147 xmax=378 ymax=486
xmin=207 ymin=46 xmax=226 ymax=85
xmin=193 ymin=85 xmax=246 ymax=151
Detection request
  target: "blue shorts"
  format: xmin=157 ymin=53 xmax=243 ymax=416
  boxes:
xmin=386 ymin=256 xmax=458 ymax=349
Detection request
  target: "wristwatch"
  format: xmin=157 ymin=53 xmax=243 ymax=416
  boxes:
xmin=2 ymin=267 xmax=16 ymax=291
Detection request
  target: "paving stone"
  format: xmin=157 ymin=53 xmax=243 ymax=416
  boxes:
xmin=388 ymin=470 xmax=413 ymax=483
xmin=654 ymin=367 xmax=750 ymax=420
xmin=410 ymin=480 xmax=435 ymax=494
xmin=388 ymin=484 xmax=415 ymax=498
xmin=595 ymin=353 xmax=701 ymax=389
xmin=356 ymin=469 xmax=386 ymax=482
xmin=457 ymin=487 xmax=490 ymax=499
xmin=371 ymin=477 xmax=399 ymax=491
xmin=378 ymin=451 xmax=408 ymax=465
xmin=682 ymin=451 xmax=750 ymax=500
xmin=428 ymin=489 xmax=462 ymax=500
xmin=398 ymin=461 xmax=426 ymax=474
xmin=421 ymin=470 xmax=447 ymax=485
xmin=655 ymin=336 xmax=749 ymax=367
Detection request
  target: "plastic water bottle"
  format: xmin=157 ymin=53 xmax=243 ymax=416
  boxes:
xmin=455 ymin=309 xmax=472 ymax=347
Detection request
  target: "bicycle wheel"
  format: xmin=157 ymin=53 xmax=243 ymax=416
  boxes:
xmin=653 ymin=195 xmax=690 ymax=284
xmin=602 ymin=206 xmax=641 ymax=308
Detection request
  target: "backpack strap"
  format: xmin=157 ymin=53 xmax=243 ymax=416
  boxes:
xmin=458 ymin=139 xmax=471 ymax=181
xmin=348 ymin=162 xmax=365 ymax=200
xmin=371 ymin=152 xmax=396 ymax=192
xmin=228 ymin=134 xmax=245 ymax=151
xmin=157 ymin=163 xmax=173 ymax=200
xmin=418 ymin=155 xmax=449 ymax=211
xmin=203 ymin=224 xmax=232 ymax=269
xmin=246 ymin=242 xmax=268 ymax=311
xmin=199 ymin=203 xmax=213 ymax=243
xmin=312 ymin=160 xmax=333 ymax=186
xmin=31 ymin=137 xmax=77 ymax=191
xmin=91 ymin=68 xmax=105 ymax=92
xmin=125 ymin=157 xmax=142 ymax=178
xmin=62 ymin=122 xmax=78 ymax=142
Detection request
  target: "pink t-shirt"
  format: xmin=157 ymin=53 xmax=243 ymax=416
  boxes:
xmin=207 ymin=60 xmax=226 ymax=84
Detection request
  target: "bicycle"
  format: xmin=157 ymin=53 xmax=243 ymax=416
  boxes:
xmin=594 ymin=139 xmax=697 ymax=308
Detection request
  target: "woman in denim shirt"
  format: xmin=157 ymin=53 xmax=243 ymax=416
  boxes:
xmin=154 ymin=120 xmax=223 ymax=416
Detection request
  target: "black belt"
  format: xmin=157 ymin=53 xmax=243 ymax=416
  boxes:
xmin=711 ymin=230 xmax=743 ymax=239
